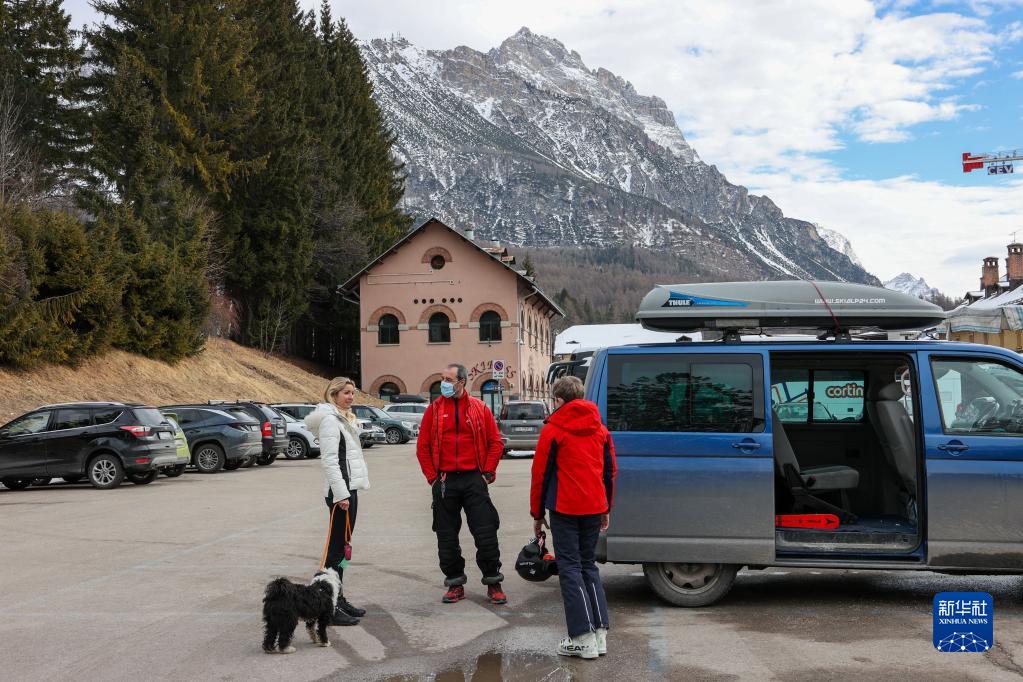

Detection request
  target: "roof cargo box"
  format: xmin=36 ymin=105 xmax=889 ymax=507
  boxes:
xmin=637 ymin=281 xmax=945 ymax=333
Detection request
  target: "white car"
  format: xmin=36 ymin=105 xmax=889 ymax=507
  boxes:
xmin=358 ymin=419 xmax=387 ymax=448
xmin=383 ymin=402 xmax=428 ymax=425
xmin=276 ymin=409 xmax=320 ymax=460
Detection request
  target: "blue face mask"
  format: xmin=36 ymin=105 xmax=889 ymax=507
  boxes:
xmin=440 ymin=380 xmax=456 ymax=398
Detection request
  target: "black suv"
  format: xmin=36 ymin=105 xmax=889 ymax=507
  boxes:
xmin=207 ymin=401 xmax=286 ymax=465
xmin=160 ymin=406 xmax=263 ymax=473
xmin=0 ymin=402 xmax=178 ymax=490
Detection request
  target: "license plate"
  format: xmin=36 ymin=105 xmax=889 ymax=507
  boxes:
xmin=276 ymin=426 xmax=284 ymax=434
xmin=514 ymin=427 xmax=533 ymax=433
xmin=158 ymin=431 xmax=171 ymax=439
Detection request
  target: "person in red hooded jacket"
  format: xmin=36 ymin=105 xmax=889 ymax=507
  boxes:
xmin=530 ymin=375 xmax=617 ymax=660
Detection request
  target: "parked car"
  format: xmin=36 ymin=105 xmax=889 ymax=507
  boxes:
xmin=159 ymin=405 xmax=262 ymax=473
xmin=383 ymin=402 xmax=428 ymax=425
xmin=358 ymin=418 xmax=387 ymax=448
xmin=158 ymin=412 xmax=191 ymax=477
xmin=272 ymin=403 xmax=317 ymax=421
xmin=0 ymin=402 xmax=179 ymax=490
xmin=208 ymin=401 xmax=287 ymax=465
xmin=498 ymin=401 xmax=550 ymax=455
xmin=275 ymin=408 xmax=320 ymax=460
xmin=352 ymin=404 xmax=418 ymax=444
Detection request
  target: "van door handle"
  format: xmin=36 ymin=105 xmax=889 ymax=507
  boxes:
xmin=937 ymin=440 xmax=969 ymax=455
xmin=731 ymin=439 xmax=761 ymax=452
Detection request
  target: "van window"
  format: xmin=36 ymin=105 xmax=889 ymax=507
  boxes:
xmin=53 ymin=408 xmax=93 ymax=430
xmin=607 ymin=355 xmax=761 ymax=433
xmin=502 ymin=403 xmax=545 ymax=420
xmin=772 ymin=369 xmax=864 ymax=423
xmin=932 ymin=358 xmax=1023 ymax=435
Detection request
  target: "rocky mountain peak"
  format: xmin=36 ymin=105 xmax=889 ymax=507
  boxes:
xmin=361 ymin=30 xmax=878 ymax=286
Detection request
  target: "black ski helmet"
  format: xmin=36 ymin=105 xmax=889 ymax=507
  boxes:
xmin=515 ymin=531 xmax=558 ymax=582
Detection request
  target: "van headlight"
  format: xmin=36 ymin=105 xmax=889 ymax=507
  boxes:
xmin=401 ymin=421 xmax=413 ymax=429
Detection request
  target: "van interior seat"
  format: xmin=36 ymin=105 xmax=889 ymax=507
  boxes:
xmin=870 ymin=383 xmax=917 ymax=494
xmin=772 ymin=411 xmax=859 ymax=491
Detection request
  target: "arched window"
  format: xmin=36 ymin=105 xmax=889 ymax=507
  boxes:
xmin=379 ymin=382 xmax=400 ymax=400
xmin=428 ymin=312 xmax=450 ymax=343
xmin=429 ymin=381 xmax=442 ymax=402
xmin=378 ymin=314 xmax=399 ymax=345
xmin=479 ymin=310 xmax=502 ymax=342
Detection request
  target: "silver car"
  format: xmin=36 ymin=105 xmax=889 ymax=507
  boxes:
xmin=498 ymin=401 xmax=550 ymax=456
xmin=383 ymin=402 xmax=428 ymax=425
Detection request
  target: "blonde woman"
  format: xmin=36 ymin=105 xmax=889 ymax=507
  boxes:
xmin=305 ymin=377 xmax=371 ymax=626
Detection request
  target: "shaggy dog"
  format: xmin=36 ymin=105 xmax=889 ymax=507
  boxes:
xmin=262 ymin=568 xmax=341 ymax=654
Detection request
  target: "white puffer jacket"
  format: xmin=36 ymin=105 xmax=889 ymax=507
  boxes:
xmin=305 ymin=403 xmax=370 ymax=501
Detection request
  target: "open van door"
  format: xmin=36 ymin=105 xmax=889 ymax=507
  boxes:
xmin=595 ymin=348 xmax=773 ymax=606
xmin=920 ymin=351 xmax=1023 ymax=570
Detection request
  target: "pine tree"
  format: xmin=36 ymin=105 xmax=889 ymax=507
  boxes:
xmin=522 ymin=252 xmax=536 ymax=278
xmin=85 ymin=0 xmax=258 ymax=360
xmin=220 ymin=0 xmax=317 ymax=350
xmin=0 ymin=0 xmax=88 ymax=197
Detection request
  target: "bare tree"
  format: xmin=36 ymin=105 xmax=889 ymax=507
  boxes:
xmin=0 ymin=78 xmax=38 ymax=206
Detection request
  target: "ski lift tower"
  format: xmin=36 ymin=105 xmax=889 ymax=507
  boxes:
xmin=962 ymin=149 xmax=1023 ymax=175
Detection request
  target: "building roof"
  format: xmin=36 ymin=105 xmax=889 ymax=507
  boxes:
xmin=339 ymin=217 xmax=564 ymax=317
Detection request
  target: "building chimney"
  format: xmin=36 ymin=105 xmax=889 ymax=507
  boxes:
xmin=464 ymin=227 xmax=475 ymax=241
xmin=1008 ymin=242 xmax=1023 ymax=290
xmin=981 ymin=256 xmax=999 ymax=295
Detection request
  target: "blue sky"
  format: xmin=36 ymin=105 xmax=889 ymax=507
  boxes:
xmin=64 ymin=0 xmax=1023 ymax=293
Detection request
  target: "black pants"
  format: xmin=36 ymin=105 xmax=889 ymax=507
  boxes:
xmin=551 ymin=511 xmax=609 ymax=637
xmin=322 ymin=490 xmax=358 ymax=581
xmin=432 ymin=470 xmax=503 ymax=586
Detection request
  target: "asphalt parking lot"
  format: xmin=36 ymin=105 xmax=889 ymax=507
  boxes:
xmin=2 ymin=443 xmax=1021 ymax=681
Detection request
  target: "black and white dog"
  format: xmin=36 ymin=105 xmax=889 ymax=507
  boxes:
xmin=262 ymin=568 xmax=341 ymax=654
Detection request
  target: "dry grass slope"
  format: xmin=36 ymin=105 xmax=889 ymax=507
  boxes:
xmin=0 ymin=338 xmax=381 ymax=421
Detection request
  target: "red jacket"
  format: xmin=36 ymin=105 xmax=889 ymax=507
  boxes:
xmin=416 ymin=392 xmax=503 ymax=484
xmin=530 ymin=399 xmax=616 ymax=519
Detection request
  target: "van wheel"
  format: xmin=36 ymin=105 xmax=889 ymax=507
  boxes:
xmin=194 ymin=444 xmax=225 ymax=473
xmin=643 ymin=562 xmax=738 ymax=607
xmin=88 ymin=454 xmax=125 ymax=490
xmin=223 ymin=459 xmax=243 ymax=471
xmin=240 ymin=455 xmax=256 ymax=468
xmin=162 ymin=465 xmax=186 ymax=478
xmin=385 ymin=428 xmax=402 ymax=444
xmin=1 ymin=478 xmax=32 ymax=490
xmin=128 ymin=470 xmax=158 ymax=485
xmin=256 ymin=453 xmax=277 ymax=466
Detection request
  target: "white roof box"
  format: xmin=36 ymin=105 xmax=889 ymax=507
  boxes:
xmin=637 ymin=281 xmax=945 ymax=333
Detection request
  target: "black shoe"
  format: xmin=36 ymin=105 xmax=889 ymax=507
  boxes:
xmin=330 ymin=605 xmax=360 ymax=626
xmin=337 ymin=595 xmax=366 ymax=618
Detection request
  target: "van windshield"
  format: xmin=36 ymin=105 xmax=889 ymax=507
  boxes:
xmin=501 ymin=403 xmax=545 ymax=420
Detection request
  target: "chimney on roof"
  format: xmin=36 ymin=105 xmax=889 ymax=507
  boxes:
xmin=981 ymin=256 xmax=999 ymax=296
xmin=464 ymin=227 xmax=475 ymax=241
xmin=1008 ymin=242 xmax=1023 ymax=289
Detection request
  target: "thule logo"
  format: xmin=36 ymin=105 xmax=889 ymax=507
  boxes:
xmin=664 ymin=299 xmax=693 ymax=307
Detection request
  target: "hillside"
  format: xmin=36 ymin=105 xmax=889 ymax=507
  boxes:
xmin=0 ymin=338 xmax=380 ymax=422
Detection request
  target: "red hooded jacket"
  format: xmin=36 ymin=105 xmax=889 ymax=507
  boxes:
xmin=530 ymin=399 xmax=616 ymax=519
xmin=416 ymin=392 xmax=503 ymax=484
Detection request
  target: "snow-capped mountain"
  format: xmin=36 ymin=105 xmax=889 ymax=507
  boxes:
xmin=815 ymin=226 xmax=863 ymax=268
xmin=884 ymin=273 xmax=939 ymax=300
xmin=361 ymin=28 xmax=878 ymax=284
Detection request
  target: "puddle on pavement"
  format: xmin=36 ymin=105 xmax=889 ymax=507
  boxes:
xmin=384 ymin=651 xmax=573 ymax=682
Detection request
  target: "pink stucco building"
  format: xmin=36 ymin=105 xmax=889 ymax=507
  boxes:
xmin=341 ymin=218 xmax=563 ymax=412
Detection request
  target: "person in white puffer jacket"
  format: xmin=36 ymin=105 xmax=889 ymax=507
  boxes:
xmin=305 ymin=376 xmax=370 ymax=627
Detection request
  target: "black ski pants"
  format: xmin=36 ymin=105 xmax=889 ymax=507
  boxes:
xmin=432 ymin=470 xmax=503 ymax=586
xmin=322 ymin=489 xmax=358 ymax=582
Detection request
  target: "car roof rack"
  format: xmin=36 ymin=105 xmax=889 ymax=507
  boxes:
xmin=636 ymin=280 xmax=945 ymax=340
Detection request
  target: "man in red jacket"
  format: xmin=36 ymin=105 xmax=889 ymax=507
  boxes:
xmin=416 ymin=362 xmax=507 ymax=604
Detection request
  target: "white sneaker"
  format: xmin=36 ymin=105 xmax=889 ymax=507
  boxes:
xmin=596 ymin=627 xmax=607 ymax=655
xmin=557 ymin=632 xmax=598 ymax=659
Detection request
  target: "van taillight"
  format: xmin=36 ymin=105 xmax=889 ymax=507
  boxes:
xmin=120 ymin=425 xmax=153 ymax=438
xmin=262 ymin=421 xmax=272 ymax=437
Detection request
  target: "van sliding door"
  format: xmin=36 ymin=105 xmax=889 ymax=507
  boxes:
xmin=600 ymin=350 xmax=773 ymax=564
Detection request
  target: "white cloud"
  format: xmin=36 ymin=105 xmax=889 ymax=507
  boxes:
xmin=746 ymin=173 xmax=1023 ymax=294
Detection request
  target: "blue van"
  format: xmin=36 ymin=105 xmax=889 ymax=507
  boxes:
xmin=577 ymin=283 xmax=1023 ymax=606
